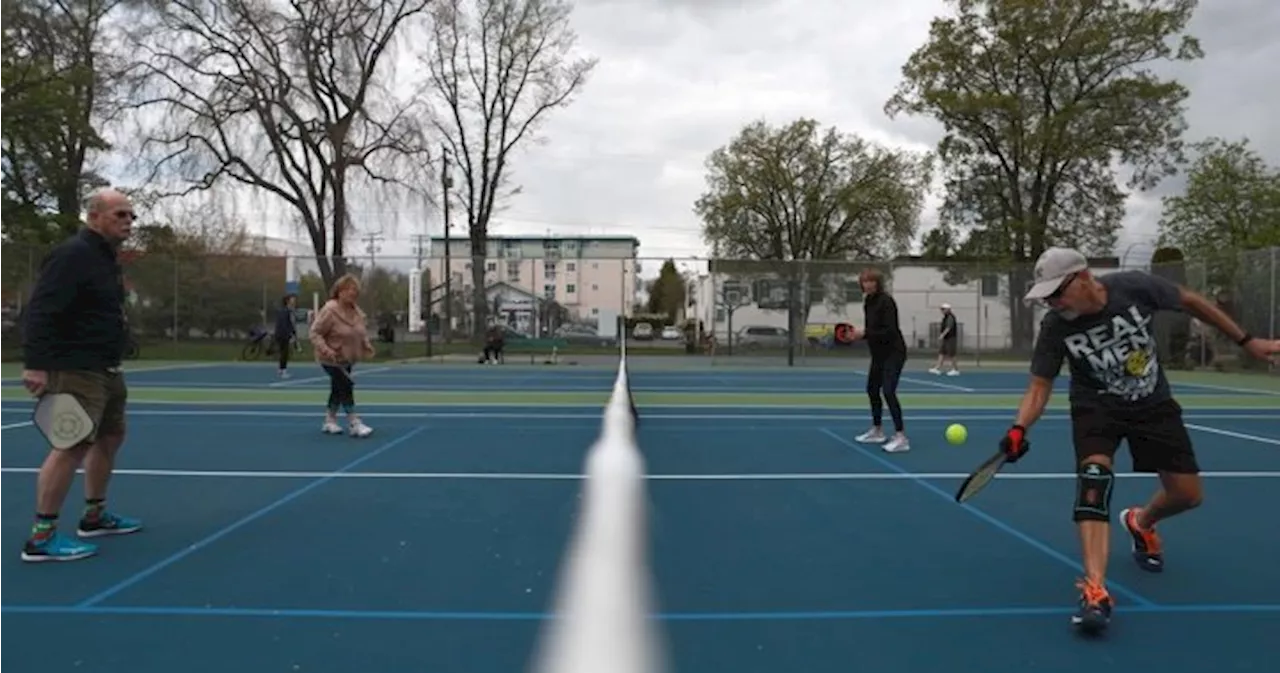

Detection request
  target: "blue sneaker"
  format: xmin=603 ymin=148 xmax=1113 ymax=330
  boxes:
xmin=22 ymin=531 xmax=98 ymax=562
xmin=1071 ymin=577 xmax=1113 ymax=635
xmin=77 ymin=511 xmax=143 ymax=538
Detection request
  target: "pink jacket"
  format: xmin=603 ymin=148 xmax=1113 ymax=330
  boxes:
xmin=309 ymin=299 xmax=374 ymax=365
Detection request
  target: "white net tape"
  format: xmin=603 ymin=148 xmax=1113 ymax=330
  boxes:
xmin=528 ymin=354 xmax=667 ymax=673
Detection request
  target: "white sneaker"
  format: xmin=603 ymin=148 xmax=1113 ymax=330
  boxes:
xmin=928 ymin=367 xmax=941 ymax=375
xmin=946 ymin=369 xmax=961 ymax=376
xmin=855 ymin=428 xmax=886 ymax=443
xmin=883 ymin=435 xmax=911 ymax=453
xmin=321 ymin=420 xmax=343 ymax=434
xmin=348 ymin=420 xmax=374 ymax=438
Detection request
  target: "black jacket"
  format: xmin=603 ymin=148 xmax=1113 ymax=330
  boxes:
xmin=22 ymin=228 xmax=128 ymax=371
xmin=862 ymin=291 xmax=906 ymax=356
xmin=274 ymin=306 xmax=296 ymax=340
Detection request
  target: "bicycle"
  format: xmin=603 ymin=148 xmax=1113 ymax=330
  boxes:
xmin=242 ymin=329 xmax=300 ymax=361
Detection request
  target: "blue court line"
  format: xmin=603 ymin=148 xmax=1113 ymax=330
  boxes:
xmin=4 ymin=603 xmax=1277 ymax=621
xmin=818 ymin=428 xmax=1157 ymax=607
xmin=74 ymin=425 xmax=430 ymax=608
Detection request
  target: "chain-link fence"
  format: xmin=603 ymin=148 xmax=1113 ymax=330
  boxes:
xmin=3 ymin=241 xmax=1275 ymax=368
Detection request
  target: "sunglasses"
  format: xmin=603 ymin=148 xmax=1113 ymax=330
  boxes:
xmin=1044 ymin=273 xmax=1078 ymax=303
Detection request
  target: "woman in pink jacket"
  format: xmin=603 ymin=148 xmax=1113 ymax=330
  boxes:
xmin=309 ymin=273 xmax=376 ymax=437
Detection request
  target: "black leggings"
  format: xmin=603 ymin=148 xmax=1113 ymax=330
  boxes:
xmin=323 ymin=364 xmax=355 ymax=413
xmin=867 ymin=350 xmax=906 ymax=432
xmin=275 ymin=335 xmax=292 ymax=369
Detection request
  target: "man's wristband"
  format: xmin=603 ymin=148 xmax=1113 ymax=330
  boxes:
xmin=1236 ymin=332 xmax=1253 ymax=346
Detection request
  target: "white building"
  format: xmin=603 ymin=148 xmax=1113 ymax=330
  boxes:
xmin=421 ymin=235 xmax=642 ymax=330
xmin=689 ymin=257 xmax=1123 ymax=351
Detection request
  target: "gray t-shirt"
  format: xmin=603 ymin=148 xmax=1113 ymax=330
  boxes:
xmin=1030 ymin=270 xmax=1183 ymax=409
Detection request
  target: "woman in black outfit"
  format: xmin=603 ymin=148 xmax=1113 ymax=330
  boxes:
xmin=852 ymin=268 xmax=910 ymax=453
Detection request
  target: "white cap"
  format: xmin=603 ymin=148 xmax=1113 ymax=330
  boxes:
xmin=1024 ymin=247 xmax=1088 ymax=300
xmin=940 ymin=303 xmax=951 ymax=310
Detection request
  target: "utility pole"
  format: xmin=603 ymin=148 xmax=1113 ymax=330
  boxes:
xmin=441 ymin=144 xmax=454 ymax=343
xmin=361 ymin=232 xmax=384 ymax=269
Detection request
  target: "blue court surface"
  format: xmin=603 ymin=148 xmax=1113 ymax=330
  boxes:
xmin=2 ymin=385 xmax=1279 ymax=671
xmin=7 ymin=361 xmax=1274 ymax=397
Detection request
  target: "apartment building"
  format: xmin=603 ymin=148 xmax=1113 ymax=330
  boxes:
xmin=421 ymin=235 xmax=641 ymax=333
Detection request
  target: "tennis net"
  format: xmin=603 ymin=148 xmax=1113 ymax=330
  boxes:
xmin=528 ymin=342 xmax=666 ymax=673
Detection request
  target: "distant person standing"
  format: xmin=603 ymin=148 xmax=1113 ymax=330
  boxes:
xmin=274 ymin=293 xmax=298 ymax=378
xmin=929 ymin=303 xmax=961 ymax=376
xmin=19 ymin=188 xmax=143 ymax=562
xmin=851 ymin=268 xmax=910 ymax=453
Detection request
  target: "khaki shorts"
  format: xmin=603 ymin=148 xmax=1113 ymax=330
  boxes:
xmin=44 ymin=369 xmax=128 ymax=441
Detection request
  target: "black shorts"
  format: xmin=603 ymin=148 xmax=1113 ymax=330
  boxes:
xmin=1070 ymin=398 xmax=1199 ymax=474
xmin=939 ymin=338 xmax=957 ymax=357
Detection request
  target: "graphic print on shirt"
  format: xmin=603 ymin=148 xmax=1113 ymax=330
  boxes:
xmin=1061 ymin=305 xmax=1159 ymax=401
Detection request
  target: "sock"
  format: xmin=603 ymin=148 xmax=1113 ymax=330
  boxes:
xmin=30 ymin=513 xmax=58 ymax=540
xmin=83 ymin=498 xmax=105 ymax=521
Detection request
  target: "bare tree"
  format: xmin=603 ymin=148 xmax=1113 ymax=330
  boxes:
xmin=423 ymin=0 xmax=596 ymax=338
xmin=124 ymin=0 xmax=434 ymax=285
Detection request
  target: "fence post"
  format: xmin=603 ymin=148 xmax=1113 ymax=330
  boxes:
xmin=1270 ymin=246 xmax=1277 ymax=340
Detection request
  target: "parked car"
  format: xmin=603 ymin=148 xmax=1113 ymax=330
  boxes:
xmin=735 ymin=325 xmax=789 ymax=349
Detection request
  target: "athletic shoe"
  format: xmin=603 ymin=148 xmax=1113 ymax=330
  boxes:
xmin=855 ymin=428 xmax=886 ymax=443
xmin=348 ymin=420 xmax=374 ymax=438
xmin=882 ymin=435 xmax=911 ymax=453
xmin=1071 ymin=577 xmax=1113 ymax=634
xmin=1120 ymin=507 xmax=1164 ymax=572
xmin=322 ymin=420 xmax=343 ymax=434
xmin=22 ymin=532 xmax=97 ymax=562
xmin=78 ymin=511 xmax=143 ymax=538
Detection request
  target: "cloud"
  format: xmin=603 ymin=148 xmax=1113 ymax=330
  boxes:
xmin=107 ymin=0 xmax=1280 ymax=275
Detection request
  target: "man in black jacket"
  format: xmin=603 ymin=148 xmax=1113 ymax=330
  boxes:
xmin=20 ymin=188 xmax=143 ymax=562
xmin=851 ymin=267 xmax=911 ymax=453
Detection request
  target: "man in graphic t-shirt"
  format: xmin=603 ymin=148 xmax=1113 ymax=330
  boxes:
xmin=996 ymin=247 xmax=1278 ymax=634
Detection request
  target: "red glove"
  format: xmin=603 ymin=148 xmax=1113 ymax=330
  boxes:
xmin=1000 ymin=425 xmax=1030 ymax=462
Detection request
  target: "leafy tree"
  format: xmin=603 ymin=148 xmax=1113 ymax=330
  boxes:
xmin=645 ymin=260 xmax=686 ymax=321
xmin=124 ymin=217 xmax=278 ymax=340
xmin=1157 ymin=137 xmax=1280 ymax=288
xmin=422 ymin=0 xmax=597 ymax=339
xmin=695 ymin=118 xmax=931 ymax=331
xmin=885 ymin=0 xmax=1203 ymax=349
xmin=125 ymin=0 xmax=434 ymax=287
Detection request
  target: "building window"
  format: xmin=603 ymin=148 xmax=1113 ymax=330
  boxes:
xmin=543 ymin=284 xmax=556 ymax=298
xmin=566 ymin=284 xmax=576 ymax=294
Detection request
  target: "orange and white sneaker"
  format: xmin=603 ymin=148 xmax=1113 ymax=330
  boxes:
xmin=1071 ymin=577 xmax=1114 ymax=634
xmin=1120 ymin=507 xmax=1164 ymax=573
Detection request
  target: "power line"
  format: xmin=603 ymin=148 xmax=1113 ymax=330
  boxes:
xmin=361 ymin=233 xmax=385 ymax=266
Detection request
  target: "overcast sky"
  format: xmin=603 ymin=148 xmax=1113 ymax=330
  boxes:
xmin=134 ymin=0 xmax=1280 ymax=275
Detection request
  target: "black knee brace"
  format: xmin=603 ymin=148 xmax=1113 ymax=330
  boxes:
xmin=1072 ymin=461 xmax=1115 ymax=522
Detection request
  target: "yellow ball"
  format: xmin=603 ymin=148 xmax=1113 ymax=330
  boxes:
xmin=945 ymin=423 xmax=968 ymax=445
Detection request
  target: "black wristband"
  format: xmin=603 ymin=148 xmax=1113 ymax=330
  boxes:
xmin=1236 ymin=333 xmax=1253 ymax=346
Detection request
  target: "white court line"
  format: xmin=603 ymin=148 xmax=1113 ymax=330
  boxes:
xmin=124 ymin=362 xmax=226 ymax=375
xmin=1 ymin=421 xmax=33 ymax=430
xmin=897 ymin=376 xmax=977 ymax=392
xmin=0 ymin=407 xmax=1276 ymax=422
xmin=1187 ymin=423 xmax=1280 ymax=447
xmin=268 ymin=366 xmax=392 ymax=387
xmin=0 ymin=467 xmax=1277 ymax=480
xmin=846 ymin=369 xmax=976 ymax=393
xmin=1174 ymin=381 xmax=1280 ymax=396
